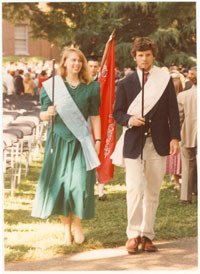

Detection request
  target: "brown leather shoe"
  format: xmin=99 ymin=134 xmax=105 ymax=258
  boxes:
xmin=141 ymin=236 xmax=157 ymax=252
xmin=126 ymin=236 xmax=141 ymax=254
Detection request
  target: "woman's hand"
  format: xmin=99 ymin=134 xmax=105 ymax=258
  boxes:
xmin=47 ymin=105 xmax=57 ymax=116
xmin=95 ymin=141 xmax=101 ymax=155
xmin=40 ymin=105 xmax=57 ymax=121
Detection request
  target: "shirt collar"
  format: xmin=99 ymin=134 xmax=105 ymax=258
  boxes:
xmin=137 ymin=65 xmax=154 ymax=75
xmin=136 ymin=66 xmax=154 ymax=85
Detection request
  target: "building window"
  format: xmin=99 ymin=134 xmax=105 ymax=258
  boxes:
xmin=14 ymin=25 xmax=29 ymax=55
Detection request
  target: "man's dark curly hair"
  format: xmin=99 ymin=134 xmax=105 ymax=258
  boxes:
xmin=131 ymin=37 xmax=158 ymax=58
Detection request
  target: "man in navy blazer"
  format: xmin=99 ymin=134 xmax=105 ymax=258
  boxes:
xmin=113 ymin=37 xmax=180 ymax=254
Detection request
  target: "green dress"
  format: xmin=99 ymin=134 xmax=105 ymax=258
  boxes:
xmin=31 ymin=80 xmax=101 ymax=219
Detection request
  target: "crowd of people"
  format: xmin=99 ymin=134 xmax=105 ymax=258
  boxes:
xmin=115 ymin=65 xmax=194 ymax=90
xmin=2 ymin=59 xmax=197 ymax=190
xmin=2 ymin=56 xmax=197 ymax=201
xmin=2 ymin=58 xmax=194 ymax=98
xmin=2 ymin=60 xmax=59 ymax=97
xmin=2 ymin=38 xmax=197 ymax=253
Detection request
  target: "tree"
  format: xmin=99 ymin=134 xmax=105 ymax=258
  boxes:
xmin=107 ymin=2 xmax=159 ymax=69
xmin=3 ymin=3 xmax=108 ymax=49
xmin=3 ymin=2 xmax=196 ymax=69
xmin=152 ymin=2 xmax=196 ymax=67
xmin=108 ymin=2 xmax=196 ymax=68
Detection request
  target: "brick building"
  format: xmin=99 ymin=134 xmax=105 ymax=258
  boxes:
xmin=2 ymin=19 xmax=61 ymax=61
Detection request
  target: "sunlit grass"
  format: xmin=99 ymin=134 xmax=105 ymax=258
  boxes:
xmin=3 ymin=56 xmax=47 ymax=65
xmin=4 ymin=150 xmax=198 ymax=263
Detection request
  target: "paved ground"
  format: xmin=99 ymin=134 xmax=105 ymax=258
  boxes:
xmin=5 ymin=237 xmax=198 ymax=272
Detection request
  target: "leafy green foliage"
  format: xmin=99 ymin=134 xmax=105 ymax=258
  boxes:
xmin=153 ymin=2 xmax=196 ymax=66
xmin=2 ymin=2 xmax=196 ymax=69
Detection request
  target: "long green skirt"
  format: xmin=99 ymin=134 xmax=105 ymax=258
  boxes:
xmin=31 ymin=131 xmax=96 ymax=219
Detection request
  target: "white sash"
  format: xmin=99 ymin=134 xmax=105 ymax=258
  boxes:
xmin=111 ymin=66 xmax=170 ymax=167
xmin=43 ymin=75 xmax=100 ymax=171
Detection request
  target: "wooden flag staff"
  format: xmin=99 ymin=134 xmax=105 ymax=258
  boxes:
xmin=51 ymin=59 xmax=55 ymax=154
xmin=141 ymin=68 xmax=145 ymax=160
xmin=100 ymin=29 xmax=115 ymax=70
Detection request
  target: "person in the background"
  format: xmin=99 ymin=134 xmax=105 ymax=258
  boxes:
xmin=87 ymin=55 xmax=106 ymax=201
xmin=180 ymin=67 xmax=192 ymax=91
xmin=33 ymin=73 xmax=39 ymax=95
xmin=38 ymin=70 xmax=49 ymax=94
xmin=2 ymin=70 xmax=8 ymax=94
xmin=87 ymin=56 xmax=100 ymax=81
xmin=115 ymin=70 xmax=125 ymax=86
xmin=4 ymin=69 xmax=15 ymax=95
xmin=14 ymin=69 xmax=24 ymax=95
xmin=166 ymin=71 xmax=183 ymax=189
xmin=177 ymin=67 xmax=197 ymax=204
xmin=124 ymin=67 xmax=134 ymax=77
xmin=23 ymin=72 xmax=35 ymax=96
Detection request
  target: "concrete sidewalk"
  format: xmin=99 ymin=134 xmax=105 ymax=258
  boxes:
xmin=5 ymin=237 xmax=198 ymax=271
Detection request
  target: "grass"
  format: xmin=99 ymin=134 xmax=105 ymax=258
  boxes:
xmin=3 ymin=56 xmax=47 ymax=65
xmin=4 ymin=150 xmax=198 ymax=264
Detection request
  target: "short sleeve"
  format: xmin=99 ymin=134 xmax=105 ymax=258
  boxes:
xmin=88 ymin=81 xmax=101 ymax=116
xmin=40 ymin=87 xmax=52 ymax=111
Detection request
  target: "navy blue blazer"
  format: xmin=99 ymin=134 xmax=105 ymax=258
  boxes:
xmin=113 ymin=70 xmax=181 ymax=159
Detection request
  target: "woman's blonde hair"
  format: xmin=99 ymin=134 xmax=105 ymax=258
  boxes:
xmin=58 ymin=47 xmax=92 ymax=85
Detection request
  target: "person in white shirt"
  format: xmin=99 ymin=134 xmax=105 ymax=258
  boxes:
xmin=4 ymin=69 xmax=15 ymax=95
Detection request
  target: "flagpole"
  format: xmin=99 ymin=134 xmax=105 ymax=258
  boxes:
xmin=100 ymin=29 xmax=115 ymax=70
xmin=141 ymin=68 xmax=145 ymax=160
xmin=51 ymin=59 xmax=55 ymax=154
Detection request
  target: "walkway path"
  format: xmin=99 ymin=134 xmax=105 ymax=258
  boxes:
xmin=5 ymin=237 xmax=198 ymax=271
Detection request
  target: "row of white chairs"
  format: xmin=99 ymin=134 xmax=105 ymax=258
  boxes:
xmin=3 ymin=118 xmax=48 ymax=196
xmin=3 ymin=94 xmax=48 ymax=196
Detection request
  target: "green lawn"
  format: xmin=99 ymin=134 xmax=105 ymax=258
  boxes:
xmin=4 ymin=152 xmax=197 ymax=263
xmin=3 ymin=56 xmax=47 ymax=65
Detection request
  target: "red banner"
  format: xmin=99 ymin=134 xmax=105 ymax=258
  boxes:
xmin=97 ymin=38 xmax=116 ymax=184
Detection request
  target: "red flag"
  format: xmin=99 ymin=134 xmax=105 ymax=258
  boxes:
xmin=97 ymin=38 xmax=116 ymax=184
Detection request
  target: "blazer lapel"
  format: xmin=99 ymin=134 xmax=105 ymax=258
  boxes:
xmin=131 ymin=71 xmax=141 ymax=96
xmin=125 ymin=71 xmax=141 ymax=107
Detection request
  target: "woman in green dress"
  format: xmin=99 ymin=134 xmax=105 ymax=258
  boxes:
xmin=31 ymin=47 xmax=101 ymax=246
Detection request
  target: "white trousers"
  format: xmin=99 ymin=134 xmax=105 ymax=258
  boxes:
xmin=125 ymin=137 xmax=166 ymax=240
